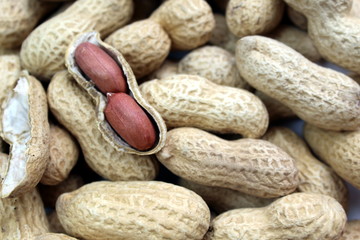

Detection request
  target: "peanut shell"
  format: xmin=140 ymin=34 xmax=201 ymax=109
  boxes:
xmin=105 ymin=19 xmax=171 ymax=79
xmin=56 ymin=181 xmax=210 ymax=240
xmin=40 ymin=124 xmax=79 ymax=185
xmin=236 ymin=35 xmax=360 ymax=131
xmin=140 ymin=74 xmax=268 ymax=138
xmin=0 ymin=188 xmax=49 ymax=239
xmin=66 ymin=31 xmax=166 ymax=155
xmin=304 ymin=124 xmax=360 ymax=190
xmin=156 ymin=127 xmax=299 ymax=198
xmin=47 ymin=70 xmax=158 ymax=181
xmin=150 ymin=0 xmax=215 ymax=50
xmin=20 ymin=0 xmax=133 ymax=80
xmin=284 ymin=0 xmax=360 ymax=74
xmin=178 ymin=46 xmax=248 ymax=89
xmin=263 ymin=127 xmax=348 ymax=209
xmin=204 ymin=193 xmax=346 ymax=240
xmin=0 ymin=71 xmax=50 ymax=198
xmin=0 ymin=0 xmax=57 ymax=49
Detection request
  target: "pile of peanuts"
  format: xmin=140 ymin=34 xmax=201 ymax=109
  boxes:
xmin=1 ymin=0 xmax=360 ymax=239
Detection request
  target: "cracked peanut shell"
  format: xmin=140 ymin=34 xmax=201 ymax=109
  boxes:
xmin=66 ymin=31 xmax=166 ymax=155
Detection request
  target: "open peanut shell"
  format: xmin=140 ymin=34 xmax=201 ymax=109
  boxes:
xmin=0 ymin=71 xmax=50 ymax=198
xmin=65 ymin=31 xmax=166 ymax=155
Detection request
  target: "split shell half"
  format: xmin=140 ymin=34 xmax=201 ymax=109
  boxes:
xmin=65 ymin=31 xmax=166 ymax=155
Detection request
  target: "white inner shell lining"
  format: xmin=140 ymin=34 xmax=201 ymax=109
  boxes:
xmin=1 ymin=77 xmax=30 ymax=196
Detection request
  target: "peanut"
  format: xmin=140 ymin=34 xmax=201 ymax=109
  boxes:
xmin=74 ymin=42 xmax=127 ymax=94
xmin=226 ymin=0 xmax=284 ymax=37
xmin=148 ymin=60 xmax=179 ymax=80
xmin=263 ymin=127 xmax=348 ymax=209
xmin=140 ymin=74 xmax=268 ymax=138
xmin=0 ymin=188 xmax=49 ymax=239
xmin=209 ymin=14 xmax=238 ymax=53
xmin=156 ymin=127 xmax=299 ymax=198
xmin=150 ymin=0 xmax=215 ymax=50
xmin=236 ymin=35 xmax=360 ymax=131
xmin=0 ymin=52 xmax=21 ymax=115
xmin=178 ymin=46 xmax=248 ymax=89
xmin=56 ymin=181 xmax=211 ymax=240
xmin=0 ymin=0 xmax=57 ymax=50
xmin=304 ymin=124 xmax=360 ymax=190
xmin=267 ymin=24 xmax=322 ymax=62
xmin=105 ymin=19 xmax=171 ymax=79
xmin=179 ymin=178 xmax=274 ymax=214
xmin=104 ymin=93 xmax=157 ymax=151
xmin=66 ymin=31 xmax=166 ymax=154
xmin=20 ymin=0 xmax=134 ymax=80
xmin=40 ymin=124 xmax=79 ymax=186
xmin=0 ymin=71 xmax=50 ymax=198
xmin=284 ymin=0 xmax=360 ymax=74
xmin=204 ymin=193 xmax=346 ymax=240
xmin=48 ymin=70 xmax=158 ymax=181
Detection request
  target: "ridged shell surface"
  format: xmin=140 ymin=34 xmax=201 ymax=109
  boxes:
xmin=156 ymin=127 xmax=298 ymax=198
xmin=140 ymin=74 xmax=268 ymax=138
xmin=56 ymin=181 xmax=210 ymax=240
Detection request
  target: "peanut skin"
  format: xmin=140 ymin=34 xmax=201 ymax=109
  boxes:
xmin=104 ymin=93 xmax=156 ymax=151
xmin=75 ymin=42 xmax=127 ymax=94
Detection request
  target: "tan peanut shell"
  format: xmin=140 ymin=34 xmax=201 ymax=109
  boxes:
xmin=340 ymin=221 xmax=360 ymax=240
xmin=148 ymin=60 xmax=179 ymax=80
xmin=0 ymin=0 xmax=57 ymax=50
xmin=283 ymin=0 xmax=360 ymax=74
xmin=263 ymin=127 xmax=348 ymax=209
xmin=47 ymin=70 xmax=158 ymax=181
xmin=140 ymin=74 xmax=268 ymax=138
xmin=0 ymin=188 xmax=49 ymax=239
xmin=156 ymin=127 xmax=299 ymax=198
xmin=179 ymin=178 xmax=274 ymax=214
xmin=210 ymin=14 xmax=320 ymax=62
xmin=255 ymin=91 xmax=296 ymax=122
xmin=267 ymin=24 xmax=322 ymax=62
xmin=209 ymin=14 xmax=237 ymax=53
xmin=66 ymin=31 xmax=166 ymax=154
xmin=226 ymin=0 xmax=284 ymax=38
xmin=105 ymin=19 xmax=171 ymax=79
xmin=150 ymin=0 xmax=215 ymax=50
xmin=204 ymin=193 xmax=346 ymax=240
xmin=20 ymin=0 xmax=133 ymax=80
xmin=178 ymin=46 xmax=248 ymax=89
xmin=35 ymin=233 xmax=78 ymax=240
xmin=39 ymin=174 xmax=84 ymax=208
xmin=304 ymin=124 xmax=360 ymax=190
xmin=40 ymin=124 xmax=79 ymax=185
xmin=287 ymin=0 xmax=360 ymax=31
xmin=0 ymin=71 xmax=50 ymax=198
xmin=236 ymin=35 xmax=360 ymax=131
xmin=0 ymin=53 xmax=21 ymax=113
xmin=56 ymin=181 xmax=211 ymax=240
